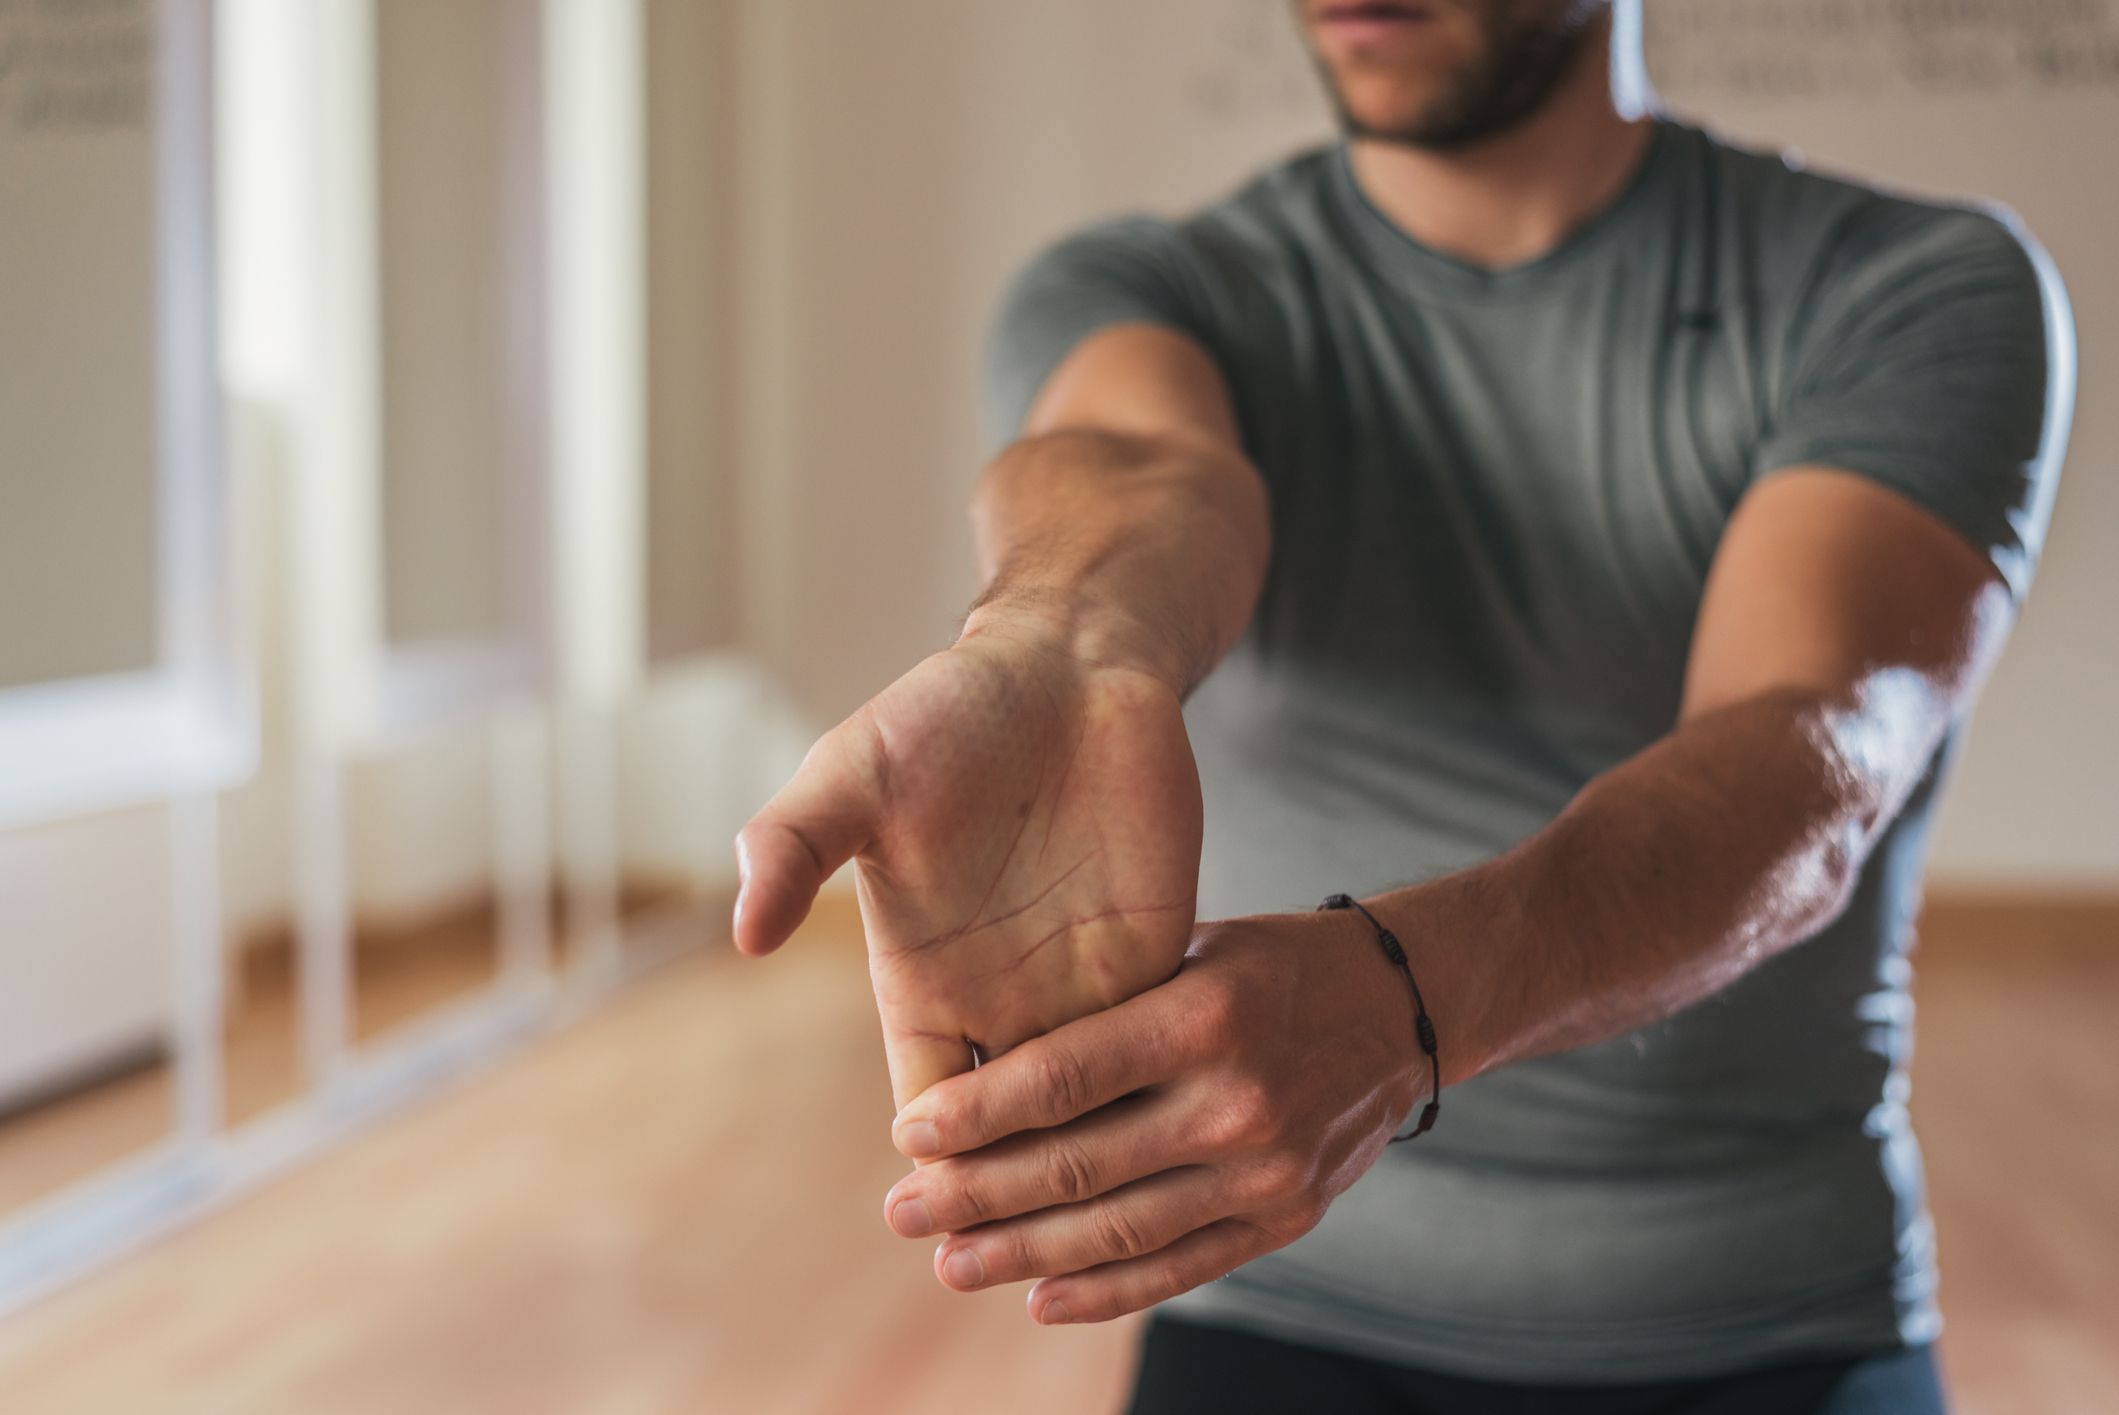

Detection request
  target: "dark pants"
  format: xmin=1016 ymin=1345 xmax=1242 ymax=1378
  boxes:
xmin=1126 ymin=1317 xmax=1948 ymax=1415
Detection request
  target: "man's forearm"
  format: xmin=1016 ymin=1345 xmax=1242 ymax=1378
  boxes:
xmin=964 ymin=429 xmax=1270 ymax=696
xmin=1380 ymin=681 xmax=1951 ymax=1087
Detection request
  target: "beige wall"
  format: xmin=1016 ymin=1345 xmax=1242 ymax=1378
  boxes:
xmin=727 ymin=1 xmax=1334 ymax=723
xmin=374 ymin=0 xmax=518 ymax=648
xmin=644 ymin=0 xmax=742 ymax=661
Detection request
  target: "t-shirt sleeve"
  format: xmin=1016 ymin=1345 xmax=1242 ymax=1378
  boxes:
xmin=979 ymin=214 xmax=1221 ymax=454
xmin=1754 ymin=204 xmax=2073 ymax=601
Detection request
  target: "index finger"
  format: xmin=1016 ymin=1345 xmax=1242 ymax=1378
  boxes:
xmin=891 ymin=985 xmax=1188 ymax=1160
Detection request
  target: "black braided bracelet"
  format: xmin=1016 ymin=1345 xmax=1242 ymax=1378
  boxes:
xmin=1319 ymin=893 xmax=1441 ymax=1142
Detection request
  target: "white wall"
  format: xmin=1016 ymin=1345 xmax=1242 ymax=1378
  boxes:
xmin=614 ymin=658 xmax=812 ymax=891
xmin=0 ymin=807 xmax=173 ymax=1111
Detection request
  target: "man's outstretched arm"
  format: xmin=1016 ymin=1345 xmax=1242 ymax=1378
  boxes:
xmin=877 ymin=468 xmax=2024 ymax=1321
xmin=733 ymin=323 xmax=1269 ymax=1109
xmin=1375 ymin=466 xmax=2017 ymax=1083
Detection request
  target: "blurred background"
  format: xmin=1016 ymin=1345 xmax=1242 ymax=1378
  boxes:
xmin=0 ymin=1 xmax=2112 ymax=1412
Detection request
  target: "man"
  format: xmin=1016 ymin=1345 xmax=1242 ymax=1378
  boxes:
xmin=733 ymin=1 xmax=2072 ymax=1410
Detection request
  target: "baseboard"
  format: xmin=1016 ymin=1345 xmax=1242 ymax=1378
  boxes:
xmin=0 ymin=1037 xmax=169 ymax=1127
xmin=1916 ymin=889 xmax=2119 ymax=953
xmin=230 ymin=874 xmax=712 ymax=977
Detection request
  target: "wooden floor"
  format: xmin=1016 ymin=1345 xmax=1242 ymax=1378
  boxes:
xmin=1902 ymin=897 xmax=2119 ymax=1414
xmin=0 ymin=896 xmax=2110 ymax=1414
xmin=0 ymin=912 xmax=504 ymax=1218
xmin=0 ymin=885 xmax=688 ymax=1218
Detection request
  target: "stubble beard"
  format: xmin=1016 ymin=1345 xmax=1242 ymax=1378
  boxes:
xmin=1315 ymin=3 xmax=1603 ymax=151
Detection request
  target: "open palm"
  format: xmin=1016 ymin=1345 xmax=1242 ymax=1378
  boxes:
xmin=734 ymin=633 xmax=1202 ymax=1110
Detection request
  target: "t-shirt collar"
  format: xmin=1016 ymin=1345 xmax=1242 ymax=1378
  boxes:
xmin=1325 ymin=117 xmax=1690 ymax=301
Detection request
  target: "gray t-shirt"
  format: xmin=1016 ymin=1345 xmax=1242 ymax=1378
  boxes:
xmin=980 ymin=116 xmax=2070 ymax=1382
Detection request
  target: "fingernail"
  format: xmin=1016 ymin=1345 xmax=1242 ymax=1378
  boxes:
xmin=898 ymin=1120 xmax=941 ymax=1158
xmin=1038 ymin=1299 xmax=1072 ymax=1325
xmin=942 ymin=1247 xmax=985 ymax=1290
xmin=888 ymin=1196 xmax=932 ymax=1237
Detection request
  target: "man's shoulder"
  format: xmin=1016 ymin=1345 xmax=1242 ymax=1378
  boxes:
xmin=1185 ymin=144 xmax=1345 ymax=233
xmin=1054 ymin=145 xmax=1342 ymax=275
xmin=1682 ymin=118 xmax=2045 ymax=304
xmin=1015 ymin=146 xmax=1342 ymax=331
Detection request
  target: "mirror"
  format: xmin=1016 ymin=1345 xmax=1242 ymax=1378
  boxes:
xmin=370 ymin=0 xmax=549 ymax=733
xmin=0 ymin=0 xmax=240 ymax=830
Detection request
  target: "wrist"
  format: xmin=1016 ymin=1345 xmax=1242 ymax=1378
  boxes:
xmin=1310 ymin=901 xmax=1438 ymax=1138
xmin=958 ymin=590 xmax=1196 ymax=696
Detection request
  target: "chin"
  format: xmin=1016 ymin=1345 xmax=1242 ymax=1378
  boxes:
xmin=1331 ymin=75 xmax=1446 ymax=139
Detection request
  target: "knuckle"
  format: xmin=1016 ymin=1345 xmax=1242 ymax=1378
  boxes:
xmin=1192 ymin=1095 xmax=1259 ymax=1153
xmin=1246 ymin=1106 xmax=1290 ymax=1151
xmin=999 ymin=1224 xmax=1042 ymax=1279
xmin=1237 ymin=1153 xmax=1308 ymax=1205
xmin=1146 ymin=1254 xmax=1193 ymax=1300
xmin=1228 ymin=1163 xmax=1275 ymax=1206
xmin=931 ymin=1169 xmax=985 ymax=1228
xmin=1047 ymin=1135 xmax=1103 ymax=1205
xmin=797 ymin=727 xmax=842 ymax=771
xmin=1275 ymin=1198 xmax=1328 ymax=1243
xmin=1090 ymin=1202 xmax=1156 ymax=1261
xmin=1206 ymin=1075 xmax=1282 ymax=1151
xmin=1030 ymin=1045 xmax=1096 ymax=1122
xmin=1261 ymin=1151 xmax=1313 ymax=1197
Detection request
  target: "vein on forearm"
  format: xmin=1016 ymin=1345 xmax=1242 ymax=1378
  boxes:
xmin=1393 ymin=676 xmax=1955 ymax=1087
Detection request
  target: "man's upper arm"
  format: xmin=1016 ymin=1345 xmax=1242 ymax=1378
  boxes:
xmin=1683 ymin=205 xmax=2074 ymax=728
xmin=1681 ymin=467 xmax=2017 ymax=726
xmin=980 ymin=215 xmax=1243 ymax=457
xmin=1018 ymin=324 xmax=1243 ymax=455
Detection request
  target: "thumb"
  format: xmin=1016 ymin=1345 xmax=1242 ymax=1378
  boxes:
xmin=732 ymin=726 xmax=882 ymax=957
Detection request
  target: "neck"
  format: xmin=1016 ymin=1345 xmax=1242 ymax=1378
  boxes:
xmin=1347 ymin=19 xmax=1657 ymax=272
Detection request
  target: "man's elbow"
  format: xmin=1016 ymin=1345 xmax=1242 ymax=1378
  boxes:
xmin=1776 ymin=816 xmax=1868 ymax=946
xmin=1777 ymin=677 xmax=1945 ymax=943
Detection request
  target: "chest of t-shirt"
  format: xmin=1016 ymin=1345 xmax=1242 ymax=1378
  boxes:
xmin=1232 ymin=273 xmax=1769 ymax=741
